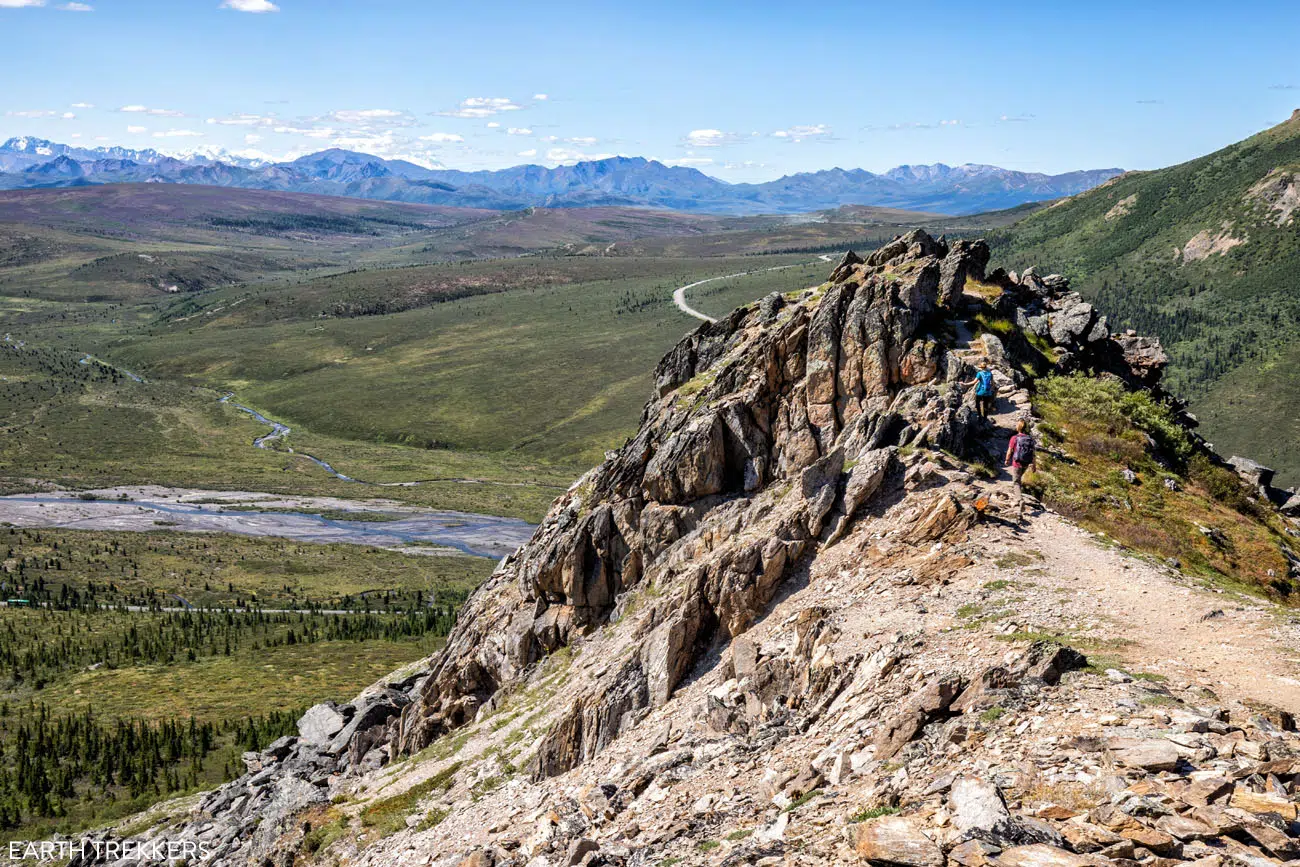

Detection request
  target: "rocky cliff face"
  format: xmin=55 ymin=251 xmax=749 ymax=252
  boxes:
xmin=77 ymin=231 xmax=1300 ymax=867
xmin=392 ymin=231 xmax=989 ymax=773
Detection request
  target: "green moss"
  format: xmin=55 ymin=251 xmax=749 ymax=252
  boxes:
xmin=973 ymin=312 xmax=1017 ymax=336
xmin=413 ymin=808 xmax=450 ymax=833
xmin=361 ymin=762 xmax=462 ymax=839
xmin=1133 ymin=670 xmax=1168 ymax=683
xmin=995 ymin=551 xmax=1043 ymax=569
xmin=783 ymin=789 xmax=822 ymax=813
xmin=849 ymin=805 xmax=900 ymax=822
xmin=301 ymin=814 xmax=350 ymax=856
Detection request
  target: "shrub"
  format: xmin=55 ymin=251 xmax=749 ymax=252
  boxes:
xmin=1189 ymin=454 xmax=1265 ymax=518
xmin=1037 ymin=374 xmax=1193 ymax=467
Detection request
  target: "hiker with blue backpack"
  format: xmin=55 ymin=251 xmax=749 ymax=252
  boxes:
xmin=971 ymin=361 xmax=996 ymax=418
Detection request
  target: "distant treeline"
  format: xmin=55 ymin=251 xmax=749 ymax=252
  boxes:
xmin=0 ymin=606 xmax=458 ymax=690
xmin=1086 ymin=261 xmax=1300 ymax=401
xmin=208 ymin=213 xmax=428 ymax=236
xmin=326 ymin=285 xmax=499 ymax=318
xmin=0 ymin=702 xmax=297 ymax=830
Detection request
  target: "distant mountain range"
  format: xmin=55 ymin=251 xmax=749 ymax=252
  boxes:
xmin=0 ymin=136 xmax=1123 ymax=216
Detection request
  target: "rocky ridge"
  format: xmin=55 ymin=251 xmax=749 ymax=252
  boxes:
xmin=75 ymin=232 xmax=1300 ymax=867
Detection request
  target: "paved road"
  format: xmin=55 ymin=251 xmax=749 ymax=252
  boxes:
xmin=671 ymin=254 xmax=837 ymax=324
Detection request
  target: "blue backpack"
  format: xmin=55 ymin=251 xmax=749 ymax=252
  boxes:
xmin=975 ymin=369 xmax=994 ymax=396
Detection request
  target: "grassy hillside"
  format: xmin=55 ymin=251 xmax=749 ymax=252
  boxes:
xmin=75 ymin=255 xmax=825 ymax=468
xmin=991 ymin=109 xmax=1300 ymax=485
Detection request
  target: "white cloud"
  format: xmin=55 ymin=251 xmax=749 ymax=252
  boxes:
xmin=664 ymin=157 xmax=714 ymax=167
xmin=940 ymin=119 xmax=960 ymax=126
xmin=533 ymin=93 xmax=548 ymax=101
xmin=206 ymin=113 xmax=277 ymax=127
xmin=330 ymin=108 xmax=401 ymax=121
xmin=244 ymin=133 xmax=262 ymax=144
xmin=684 ymin=129 xmax=740 ymax=148
xmin=567 ymin=136 xmax=597 ymax=146
xmin=119 ymin=104 xmax=185 ymax=117
xmin=274 ymin=125 xmax=336 ymax=139
xmin=540 ymin=135 xmax=559 ymax=143
xmin=998 ymin=114 xmax=1035 ymax=123
xmin=69 ymin=132 xmax=82 ymax=139
xmin=220 ymin=0 xmax=278 ymax=11
xmin=70 ymin=102 xmax=94 ymax=109
xmin=152 ymin=129 xmax=203 ymax=138
xmin=318 ymin=108 xmax=415 ymax=131
xmin=771 ymin=124 xmax=831 ymax=141
xmin=486 ymin=121 xmax=500 ymax=128
xmin=507 ymin=127 xmax=532 ymax=136
xmin=5 ymin=109 xmax=57 ymax=118
xmin=0 ymin=0 xmax=45 ymax=7
xmin=517 ymin=148 xmax=537 ymax=157
xmin=61 ymin=112 xmax=75 ymax=119
xmin=126 ymin=125 xmax=147 ymax=134
xmin=58 ymin=2 xmax=92 ymax=9
xmin=419 ymin=132 xmax=464 ymax=143
xmin=330 ymin=130 xmax=398 ymax=152
xmin=437 ymin=97 xmax=523 ymax=118
xmin=546 ymin=147 xmax=614 ymax=164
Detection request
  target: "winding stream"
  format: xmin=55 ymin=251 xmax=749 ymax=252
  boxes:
xmin=219 ymin=394 xmax=360 ymax=481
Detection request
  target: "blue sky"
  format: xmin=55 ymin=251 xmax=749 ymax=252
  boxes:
xmin=2 ymin=0 xmax=1298 ymax=181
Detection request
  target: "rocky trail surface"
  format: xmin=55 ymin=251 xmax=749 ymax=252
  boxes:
xmin=78 ymin=233 xmax=1300 ymax=867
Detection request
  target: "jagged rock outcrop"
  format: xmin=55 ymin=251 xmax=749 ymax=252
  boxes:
xmin=986 ymin=268 xmax=1169 ymax=391
xmin=387 ymin=230 xmax=991 ymax=775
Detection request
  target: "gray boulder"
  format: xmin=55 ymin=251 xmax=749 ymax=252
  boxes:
xmin=1228 ymin=456 xmax=1275 ymax=495
xmin=297 ymin=702 xmax=347 ymax=749
xmin=950 ymin=776 xmax=1010 ymax=834
xmin=1048 ymin=298 xmax=1096 ymax=345
xmin=1282 ymin=491 xmax=1300 ymax=516
xmin=325 ymin=689 xmax=410 ymax=756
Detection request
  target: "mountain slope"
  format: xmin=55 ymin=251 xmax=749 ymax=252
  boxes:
xmin=991 ymin=109 xmax=1300 ymax=486
xmin=0 ymin=137 xmax=1122 ymax=215
xmin=88 ymin=234 xmax=1300 ymax=866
